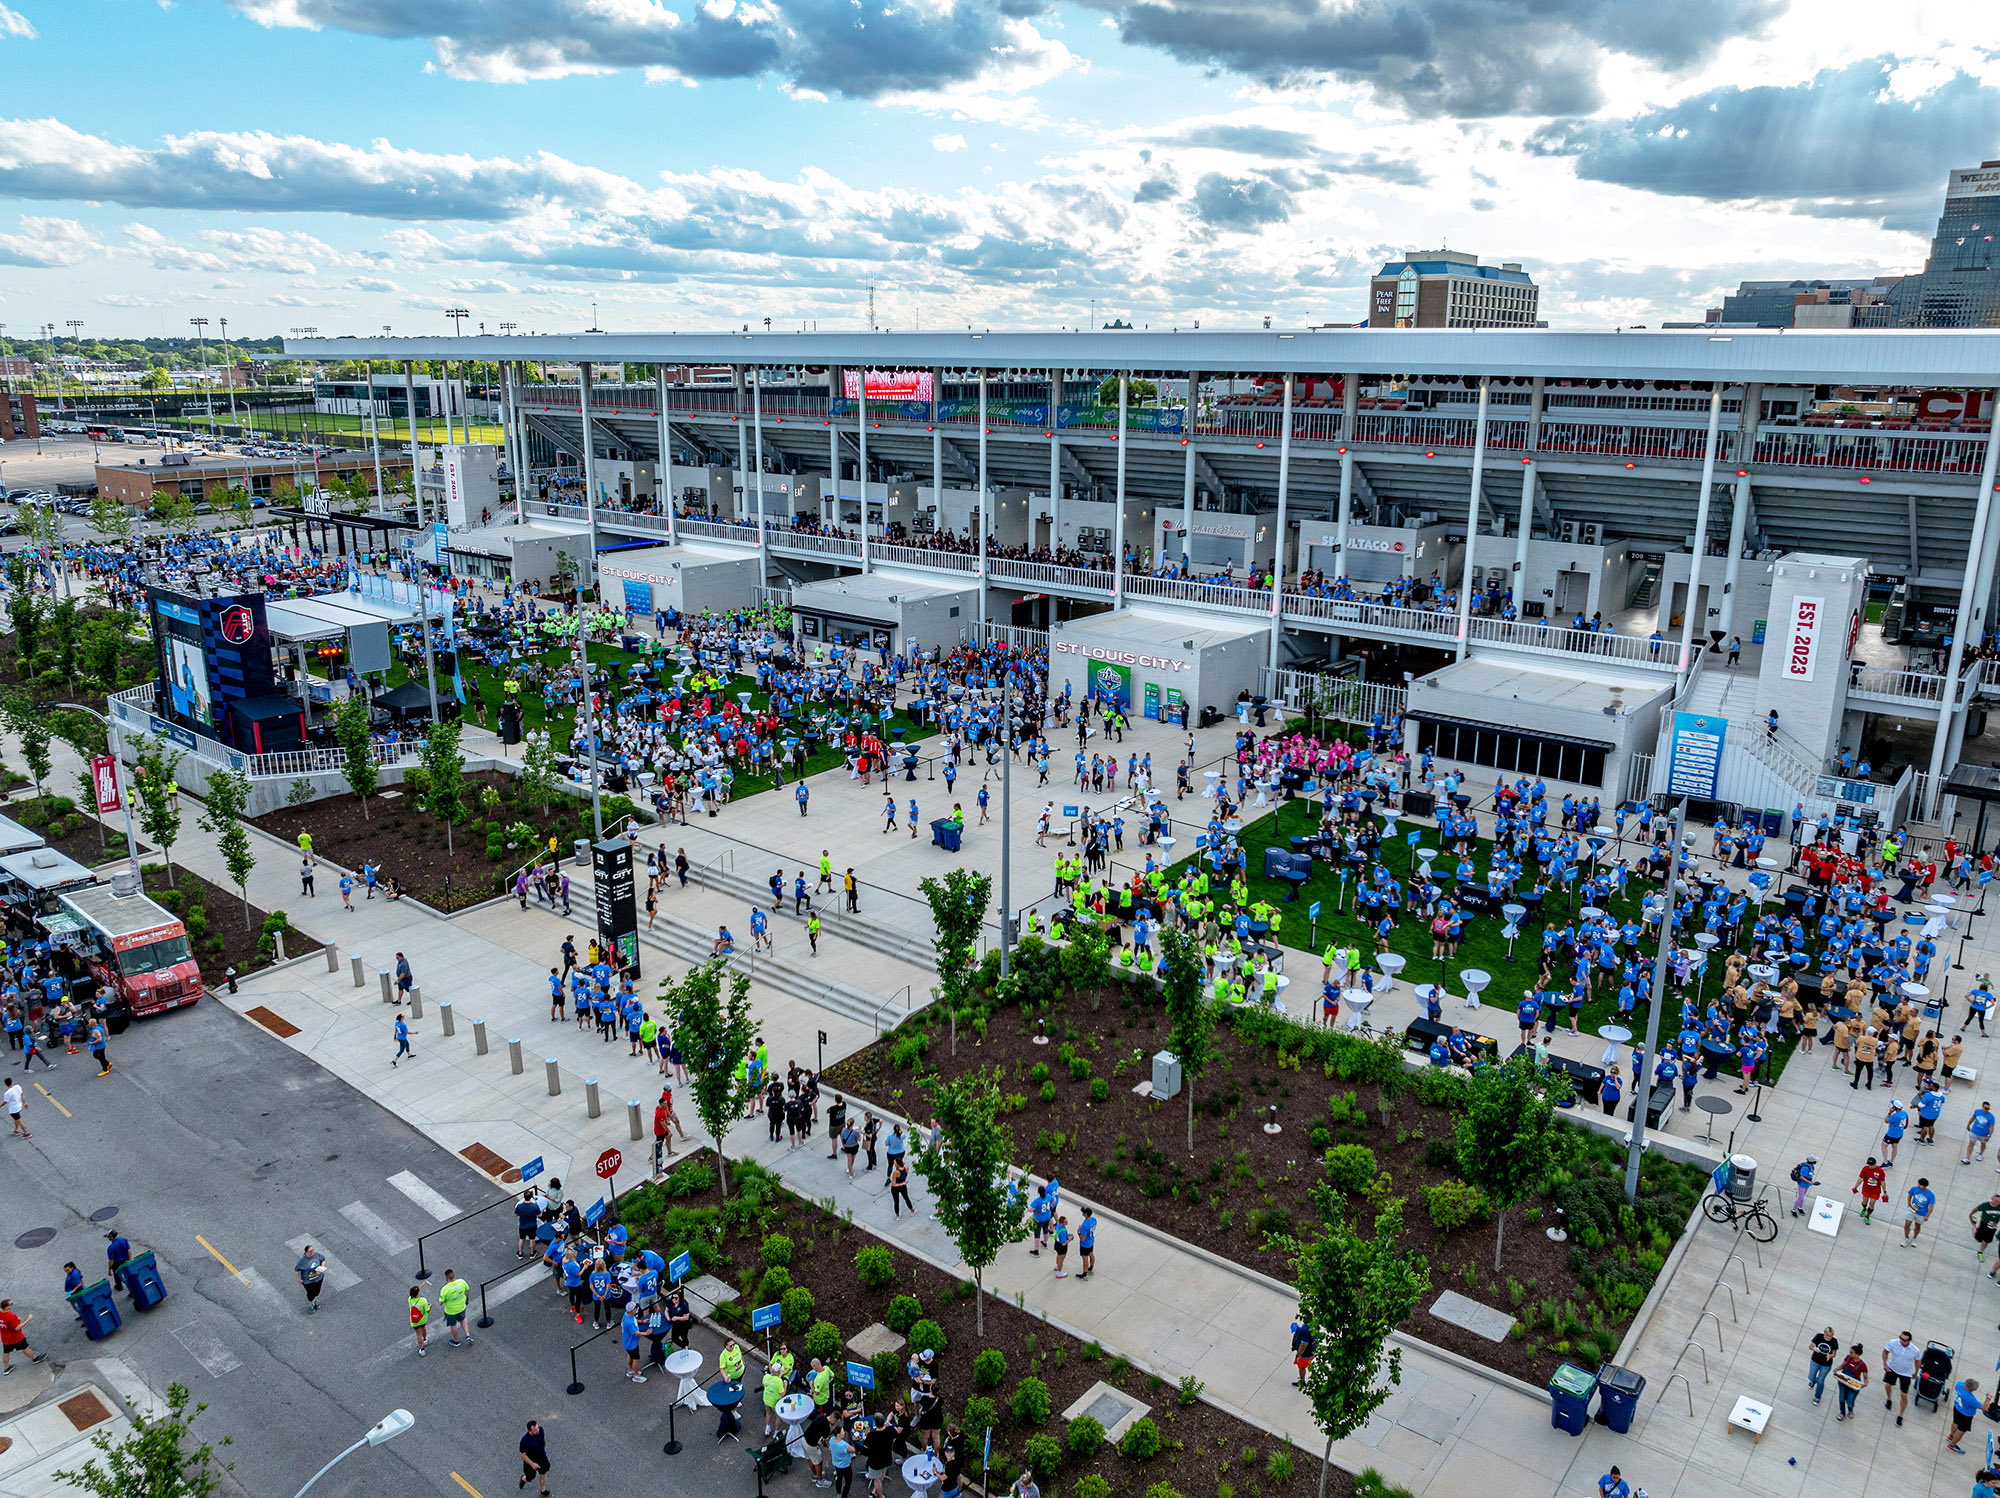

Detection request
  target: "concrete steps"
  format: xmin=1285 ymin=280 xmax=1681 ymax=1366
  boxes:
xmin=635 ymin=907 xmax=922 ymax=1034
xmin=685 ymin=864 xmax=938 ymax=970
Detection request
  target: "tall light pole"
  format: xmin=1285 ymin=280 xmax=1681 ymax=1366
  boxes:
xmin=219 ymin=316 xmax=239 ymax=435
xmin=64 ymin=321 xmax=82 ymax=412
xmin=54 ymin=703 xmax=140 ymax=878
xmin=42 ymin=324 xmax=58 ymax=409
xmin=999 ymin=665 xmax=1014 ymax=976
xmin=190 ymin=318 xmax=212 ymax=435
xmin=1625 ymin=799 xmax=1687 ymax=1203
xmin=293 ymin=1409 xmax=413 ymax=1498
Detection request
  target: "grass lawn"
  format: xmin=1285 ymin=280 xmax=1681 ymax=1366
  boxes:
xmin=238 ymin=410 xmax=509 ymax=445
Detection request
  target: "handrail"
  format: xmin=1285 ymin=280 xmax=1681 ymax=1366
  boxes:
xmin=873 ymin=984 xmax=915 ymax=1037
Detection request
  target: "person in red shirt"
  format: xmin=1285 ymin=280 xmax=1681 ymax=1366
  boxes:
xmin=0 ymin=1298 xmax=44 ymax=1372
xmin=1854 ymin=1157 xmax=1888 ymax=1224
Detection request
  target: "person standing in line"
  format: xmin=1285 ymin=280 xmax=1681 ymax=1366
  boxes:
xmin=0 ymin=1299 xmax=45 ymax=1373
xmin=1884 ymin=1330 xmax=1920 ymax=1425
xmin=1050 ymin=1214 xmax=1070 ymax=1277
xmin=825 ymin=1094 xmax=848 ymax=1161
xmin=829 ymin=1421 xmax=853 ymax=1497
xmin=439 ymin=1269 xmax=471 ymax=1348
xmin=862 ymin=1112 xmax=880 ymax=1173
xmin=391 ymin=1011 xmax=413 ymax=1067
xmin=515 ymin=1190 xmax=542 ymax=1258
xmin=295 ymin=1244 xmax=327 ymax=1313
xmin=519 ymin=1420 xmax=551 ymax=1495
xmin=1076 ymin=1207 xmax=1096 ymax=1280
xmin=840 ymin=1116 xmax=861 ymax=1180
xmin=1950 ymin=1378 xmax=1984 ymax=1454
xmin=4 ymin=1077 xmax=26 ymax=1139
xmin=408 ymin=1284 xmax=430 ymax=1357
xmin=844 ymin=868 xmax=858 ymax=913
xmin=621 ymin=1303 xmax=646 ymax=1382
xmin=1807 ymin=1327 xmax=1838 ymax=1405
xmin=1905 ymin=1177 xmax=1935 ymax=1246
xmin=888 ymin=1154 xmax=914 ymax=1218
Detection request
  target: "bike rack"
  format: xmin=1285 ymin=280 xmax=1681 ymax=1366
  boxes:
xmin=1671 ymin=1340 xmax=1710 ymax=1385
xmin=1720 ymin=1253 xmax=1751 ymax=1295
xmin=1692 ymin=1309 xmax=1724 ymax=1353
xmin=1657 ymin=1371 xmax=1696 ymax=1416
xmin=1702 ymin=1280 xmax=1737 ymax=1324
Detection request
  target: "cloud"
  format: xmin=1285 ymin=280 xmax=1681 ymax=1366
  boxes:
xmin=1077 ymin=0 xmax=1783 ymax=117
xmin=347 ymin=275 xmax=401 ymax=293
xmin=932 ymin=133 xmax=967 ymax=153
xmin=0 ymin=5 xmax=34 ymax=39
xmin=1527 ymin=57 xmax=2000 ymax=229
xmin=1469 ymin=197 xmax=1494 ymax=211
xmin=226 ymin=0 xmax=1071 ymax=102
xmin=97 ymin=292 xmax=164 ymax=307
xmin=1167 ymin=122 xmax=1317 ymax=158
xmin=0 ymin=214 xmax=101 ymax=266
xmin=1190 ymin=171 xmax=1293 ymax=230
xmin=1133 ymin=168 xmax=1180 ymax=203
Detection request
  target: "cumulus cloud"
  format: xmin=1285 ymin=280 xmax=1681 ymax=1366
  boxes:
xmin=1528 ymin=57 xmax=2000 ymax=230
xmin=227 ymin=0 xmax=1072 ymax=102
xmin=1190 ymin=172 xmax=1293 ymax=230
xmin=347 ymin=275 xmax=401 ymax=293
xmin=0 ymin=5 xmax=34 ymax=39
xmin=932 ymin=133 xmax=967 ymax=153
xmin=0 ymin=214 xmax=101 ymax=266
xmin=1077 ymin=0 xmax=1783 ymax=117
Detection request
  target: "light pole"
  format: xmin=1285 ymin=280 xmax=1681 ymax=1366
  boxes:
xmin=65 ymin=321 xmax=82 ymax=412
xmin=54 ymin=703 xmax=141 ymax=878
xmin=42 ymin=324 xmax=58 ymax=410
xmin=293 ymin=1409 xmax=413 ymax=1498
xmin=999 ymin=663 xmax=1013 ymax=976
xmin=190 ymin=318 xmax=213 ymax=435
xmin=219 ymin=316 xmax=239 ymax=435
xmin=1625 ymin=798 xmax=1687 ymax=1203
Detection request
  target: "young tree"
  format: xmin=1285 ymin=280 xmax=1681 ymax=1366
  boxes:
xmin=659 ymin=959 xmax=758 ymax=1196
xmin=197 ymin=767 xmax=256 ymax=929
xmin=1454 ymin=1052 xmax=1572 ymax=1271
xmin=1159 ymin=926 xmax=1216 ymax=1152
xmin=53 ymin=1381 xmax=234 ymax=1498
xmin=1 ymin=693 xmax=53 ymax=795
xmin=918 ymin=867 xmax=991 ymax=1018
xmin=417 ymin=712 xmax=464 ymax=853
xmin=131 ymin=733 xmax=186 ymax=887
xmin=89 ymin=494 xmax=134 ymax=545
xmin=334 ymin=693 xmax=377 ymax=819
xmin=153 ymin=490 xmax=197 ymax=534
xmin=1281 ymin=1189 xmax=1431 ymax=1498
xmin=911 ymin=1066 xmax=1029 ymax=1337
xmin=517 ymin=729 xmax=560 ymax=811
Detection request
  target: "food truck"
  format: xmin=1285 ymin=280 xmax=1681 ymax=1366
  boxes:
xmin=52 ymin=878 xmax=205 ymax=1020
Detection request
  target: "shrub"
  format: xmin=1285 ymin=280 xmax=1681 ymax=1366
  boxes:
xmin=1024 ymin=1434 xmax=1064 ymax=1481
xmin=1421 ymin=1180 xmax=1491 ymax=1233
xmin=891 ymin=1031 xmax=929 ymax=1071
xmin=1075 ymin=1478 xmax=1111 ymax=1498
xmin=972 ymin=1348 xmax=1008 ymax=1390
xmin=1265 ymin=1448 xmax=1294 ymax=1483
xmin=1040 ymin=1081 xmax=1058 ymax=1104
xmin=885 ymin=1294 xmax=924 ymax=1334
xmin=1118 ymin=1417 xmax=1163 ymax=1460
xmin=662 ymin=1160 xmax=716 ymax=1199
xmin=908 ymin=1318 xmax=948 ymax=1358
xmin=757 ymin=1266 xmax=793 ymax=1303
xmin=1068 ymin=1055 xmax=1091 ymax=1081
xmin=780 ymin=1286 xmax=815 ymax=1331
xmin=761 ymin=1234 xmax=794 ymax=1269
xmin=855 ymin=1245 xmax=897 ymax=1288
xmin=1065 ymin=1415 xmax=1105 ymax=1459
xmin=1145 ymin=1485 xmax=1185 ymax=1498
xmin=1176 ymin=1374 xmax=1204 ymax=1406
xmin=805 ymin=1320 xmax=843 ymax=1361
xmin=1417 ymin=1068 xmax=1470 ymax=1108
xmin=1423 ymin=1137 xmax=1461 ymax=1172
xmin=871 ymin=1349 xmax=904 ymax=1391
xmin=1323 ymin=1144 xmax=1378 ymax=1195
xmin=1090 ymin=1078 xmax=1109 ymax=1103
xmin=962 ymin=1395 xmax=999 ymax=1440
xmin=1011 ymin=1376 xmax=1052 ymax=1427
xmin=1031 ymin=1061 xmax=1051 ymax=1084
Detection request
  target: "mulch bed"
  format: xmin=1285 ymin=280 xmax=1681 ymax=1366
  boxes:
xmin=138 ymin=862 xmax=323 ymax=987
xmin=6 ymin=794 xmax=148 ymax=867
xmin=826 ymin=985 xmax=1708 ymax=1386
xmin=250 ymin=770 xmax=613 ymax=913
xmin=620 ymin=1151 xmax=1349 ymax=1497
xmin=0 ymin=601 xmax=155 ymax=716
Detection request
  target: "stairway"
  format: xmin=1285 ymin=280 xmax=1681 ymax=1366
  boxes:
xmin=1630 ymin=561 xmax=1661 ymax=610
xmin=685 ymin=864 xmax=938 ymax=970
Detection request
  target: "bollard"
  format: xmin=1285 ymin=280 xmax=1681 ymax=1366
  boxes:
xmin=545 ymin=1058 xmax=561 ymax=1096
xmin=509 ymin=1038 xmax=524 ymax=1075
xmin=585 ymin=1079 xmax=601 ymax=1119
xmin=377 ymin=969 xmax=392 ymax=1005
xmin=473 ymin=1020 xmax=489 ymax=1056
xmin=439 ymin=1002 xmax=454 ymax=1037
xmin=627 ymin=1099 xmax=643 ymax=1142
xmin=326 ymin=942 xmax=339 ymax=974
xmin=351 ymin=954 xmax=366 ymax=989
xmin=408 ymin=986 xmax=423 ymax=1020
xmin=274 ymin=930 xmax=287 ymax=963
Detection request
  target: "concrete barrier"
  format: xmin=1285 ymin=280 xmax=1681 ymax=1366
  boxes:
xmin=509 ymin=1038 xmax=524 ymax=1075
xmin=439 ymin=1002 xmax=454 ymax=1037
xmin=627 ymin=1099 xmax=643 ymax=1141
xmin=545 ymin=1059 xmax=561 ymax=1096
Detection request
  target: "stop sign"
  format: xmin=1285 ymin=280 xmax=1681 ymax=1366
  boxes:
xmin=595 ymin=1148 xmax=622 ymax=1180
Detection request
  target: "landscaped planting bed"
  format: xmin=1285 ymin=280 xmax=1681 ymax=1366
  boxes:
xmin=139 ymin=862 xmax=320 ymax=987
xmin=825 ymin=944 xmax=1710 ymax=1385
xmin=620 ymin=1152 xmax=1350 ymax=1498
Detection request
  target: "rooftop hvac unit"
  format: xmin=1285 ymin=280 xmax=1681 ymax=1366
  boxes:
xmin=1557 ymin=519 xmax=1579 ymax=544
xmin=1576 ymin=521 xmax=1601 ymax=546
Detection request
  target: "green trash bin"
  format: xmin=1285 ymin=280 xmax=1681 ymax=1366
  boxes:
xmin=1548 ymin=1362 xmax=1597 ymax=1435
xmin=67 ymin=1279 xmax=122 ymax=1341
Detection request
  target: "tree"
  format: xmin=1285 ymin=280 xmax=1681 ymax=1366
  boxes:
xmin=918 ymin=867 xmax=991 ymax=1018
xmin=911 ymin=1066 xmax=1029 ymax=1337
xmin=89 ymin=494 xmax=134 ymax=544
xmin=517 ymin=729 xmax=560 ymax=809
xmin=198 ymin=768 xmax=256 ymax=929
xmin=334 ymin=693 xmax=377 ymax=819
xmin=1454 ymin=1052 xmax=1572 ymax=1271
xmin=659 ymin=959 xmax=758 ymax=1196
xmin=1281 ymin=1189 xmax=1430 ymax=1498
xmin=418 ymin=712 xmax=464 ymax=854
xmin=53 ymin=1381 xmax=233 ymax=1498
xmin=1095 ymin=375 xmax=1158 ymax=406
xmin=131 ymin=733 xmax=186 ymax=887
xmin=153 ymin=490 xmax=196 ymax=534
xmin=1159 ymin=926 xmax=1216 ymax=1153
xmin=2 ymin=693 xmax=52 ymax=794
xmin=140 ymin=366 xmax=172 ymax=393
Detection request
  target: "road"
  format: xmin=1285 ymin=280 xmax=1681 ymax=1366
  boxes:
xmin=0 ymin=997 xmax=765 ymax=1498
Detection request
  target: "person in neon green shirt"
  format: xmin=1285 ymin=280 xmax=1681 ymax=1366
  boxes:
xmin=762 ymin=1364 xmax=787 ymax=1439
xmin=811 ymin=1358 xmax=832 ymax=1407
xmin=719 ymin=1339 xmax=746 ymax=1382
xmin=438 ymin=1268 xmax=472 ymax=1348
xmin=408 ymin=1286 xmax=431 ymax=1357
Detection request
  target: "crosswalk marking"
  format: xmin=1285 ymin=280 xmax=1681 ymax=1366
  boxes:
xmin=171 ymin=1321 xmax=241 ymax=1377
xmin=485 ymin=1264 xmax=547 ymax=1312
xmin=235 ymin=1268 xmax=292 ymax=1317
xmin=387 ymin=1170 xmax=460 ymax=1221
xmin=340 ymin=1200 xmax=413 ymax=1256
xmin=285 ymin=1236 xmax=362 ymax=1294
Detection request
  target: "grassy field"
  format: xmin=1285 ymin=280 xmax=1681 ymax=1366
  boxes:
xmin=237 ymin=411 xmax=509 ymax=445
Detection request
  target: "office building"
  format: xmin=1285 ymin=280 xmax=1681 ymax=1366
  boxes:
xmin=1368 ymin=250 xmax=1540 ymax=329
xmin=1712 ymin=279 xmax=1902 ymax=329
xmin=1896 ymin=160 xmax=2000 ymax=328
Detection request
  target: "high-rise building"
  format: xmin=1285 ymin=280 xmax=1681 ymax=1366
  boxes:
xmin=1896 ymin=160 xmax=2000 ymax=327
xmin=1367 ymin=250 xmax=1540 ymax=329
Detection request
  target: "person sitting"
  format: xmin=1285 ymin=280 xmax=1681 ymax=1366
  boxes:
xmin=712 ymin=926 xmax=735 ymax=958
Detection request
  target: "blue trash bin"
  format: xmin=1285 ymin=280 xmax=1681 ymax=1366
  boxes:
xmin=1594 ymin=1363 xmax=1645 ymax=1433
xmin=1762 ymin=808 xmax=1784 ymax=838
xmin=1548 ymin=1362 xmax=1596 ymax=1435
xmin=68 ymin=1279 xmax=122 ymax=1341
xmin=930 ymin=820 xmax=963 ymax=853
xmin=119 ymin=1250 xmax=169 ymax=1310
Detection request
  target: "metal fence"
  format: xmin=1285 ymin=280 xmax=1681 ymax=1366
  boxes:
xmin=983 ymin=622 xmax=1049 ymax=654
xmin=1258 ymin=668 xmax=1408 ymax=727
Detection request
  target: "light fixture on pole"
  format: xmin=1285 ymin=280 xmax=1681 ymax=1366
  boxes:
xmin=1625 ymin=800 xmax=1687 ymax=1204
xmin=219 ymin=316 xmax=239 ymax=434
xmin=64 ymin=321 xmax=82 ymax=411
xmin=189 ymin=318 xmax=213 ymax=434
xmin=293 ymin=1409 xmax=414 ymax=1498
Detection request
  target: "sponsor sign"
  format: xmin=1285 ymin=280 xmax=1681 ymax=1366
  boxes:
xmin=1784 ymin=595 xmax=1825 ymax=683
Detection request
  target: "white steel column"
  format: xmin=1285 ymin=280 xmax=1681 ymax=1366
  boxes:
xmin=931 ymin=367 xmax=943 ymax=547
xmin=401 ymin=361 xmax=421 ymax=522
xmin=1049 ymin=368 xmax=1063 ymax=552
xmin=366 ymin=359 xmax=386 ymax=519
xmin=857 ymin=367 xmax=869 ymax=574
xmin=978 ymin=370 xmax=989 ymax=630
xmin=1513 ymin=375 xmax=1544 ymax=586
xmin=752 ymin=368 xmax=767 ymax=583
xmin=732 ymin=366 xmax=748 ymax=526
xmin=1926 ymin=386 xmax=2000 ymax=809
xmin=1715 ymin=382 xmax=1759 ymax=642
xmin=1269 ymin=372 xmax=1295 ymax=672
xmin=1675 ymin=385 xmax=1727 ymax=672
xmin=1334 ymin=373 xmax=1358 ymax=579
xmin=655 ymin=366 xmax=674 ymax=542
xmin=1452 ymin=378 xmax=1491 ymax=661
xmin=1113 ymin=373 xmax=1128 ymax=606
xmin=579 ymin=362 xmax=601 ymax=572
xmin=827 ymin=364 xmax=841 ymax=528
xmin=1180 ymin=368 xmax=1198 ymax=571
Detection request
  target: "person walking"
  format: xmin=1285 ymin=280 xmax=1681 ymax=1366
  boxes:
xmin=1807 ymin=1327 xmax=1838 ymax=1405
xmin=1884 ymin=1100 xmax=1909 ymax=1165
xmin=807 ymin=911 xmax=821 ymax=956
xmin=339 ymin=871 xmax=355 ymax=911
xmin=1855 ymin=1157 xmax=1887 ymax=1223
xmin=1967 ymin=1101 xmax=1995 ymax=1163
xmin=395 ymin=952 xmax=414 ymax=1001
xmin=1595 ymin=1469 xmax=1629 ymax=1498
xmin=1834 ymin=1343 xmax=1870 ymax=1420
xmin=519 ymin=1420 xmax=551 ymax=1495
xmin=300 ymin=856 xmax=315 ymax=897
xmin=408 ymin=1284 xmax=430 ymax=1357
xmin=1905 ymin=1178 xmax=1935 ymax=1246
xmin=439 ymin=1269 xmax=471 ymax=1348
xmin=87 ymin=1015 xmax=109 ymax=1077
xmin=391 ymin=1011 xmax=413 ymax=1067
xmin=0 ymin=1299 xmax=45 ymax=1373
xmin=884 ymin=1122 xmax=906 ymax=1181
xmin=4 ymin=1077 xmax=26 ymax=1139
xmin=295 ymin=1244 xmax=327 ymax=1313
xmin=1789 ymin=1157 xmax=1818 ymax=1217
xmin=1951 ymin=1378 xmax=1984 ymax=1454
xmin=1884 ymin=1330 xmax=1920 ymax=1425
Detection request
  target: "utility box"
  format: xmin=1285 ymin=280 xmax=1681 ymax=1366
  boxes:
xmin=1152 ymin=1051 xmax=1183 ymax=1100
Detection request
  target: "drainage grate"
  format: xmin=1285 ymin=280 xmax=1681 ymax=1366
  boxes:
xmin=245 ymin=1007 xmax=301 ymax=1038
xmin=459 ymin=1142 xmax=514 ymax=1178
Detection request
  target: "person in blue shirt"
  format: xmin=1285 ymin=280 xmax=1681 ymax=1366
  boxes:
xmin=587 ymin=1258 xmax=616 ymax=1330
xmin=1076 ymin=1207 xmax=1097 ymax=1279
xmin=1789 ymin=1156 xmax=1818 ymax=1217
xmin=1598 ymin=1066 xmax=1622 ymax=1119
xmin=1971 ymin=1103 xmax=2000 ymax=1165
xmin=391 ymin=1012 xmax=413 ymax=1068
xmin=1883 ymin=1101 xmax=1910 ymax=1165
xmin=1029 ymin=1186 xmax=1052 ymax=1255
xmin=1947 ymin=1377 xmax=1983 ymax=1455
xmin=1917 ymin=1088 xmax=1945 ymax=1144
xmin=1428 ymin=1036 xmax=1450 ymax=1068
xmin=1516 ymin=992 xmax=1542 ymax=1048
xmin=750 ymin=906 xmax=770 ymax=953
xmin=1596 ymin=1467 xmax=1629 ymax=1498
xmin=1905 ymin=1177 xmax=1936 ymax=1246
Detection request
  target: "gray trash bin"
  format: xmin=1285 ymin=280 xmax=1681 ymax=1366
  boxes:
xmin=1727 ymin=1154 xmax=1758 ymax=1201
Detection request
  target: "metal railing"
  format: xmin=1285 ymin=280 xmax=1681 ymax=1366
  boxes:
xmin=983 ymin=622 xmax=1050 ymax=654
xmin=985 ymin=557 xmax=1115 ymax=593
xmin=768 ymin=531 xmax=862 ymax=560
xmin=674 ymin=517 xmax=755 ymax=544
xmin=1466 ymin=614 xmax=1687 ymax=671
xmin=1848 ymin=665 xmax=1949 ymax=703
xmin=1281 ymin=592 xmax=1460 ymax=640
xmin=1124 ymin=573 xmax=1271 ymax=611
xmin=871 ymin=541 xmax=978 ymax=574
xmin=1259 ymin=669 xmax=1408 ymax=727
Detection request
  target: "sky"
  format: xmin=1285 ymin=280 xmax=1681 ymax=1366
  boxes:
xmin=0 ymin=0 xmax=1998 ymax=341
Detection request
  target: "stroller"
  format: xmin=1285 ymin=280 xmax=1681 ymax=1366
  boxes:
xmin=1915 ymin=1341 xmax=1954 ymax=1412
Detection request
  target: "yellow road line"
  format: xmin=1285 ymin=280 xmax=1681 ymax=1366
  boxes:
xmin=194 ymin=1234 xmax=246 ymax=1283
xmin=33 ymin=1083 xmax=68 ymax=1118
xmin=450 ymin=1474 xmax=486 ymax=1498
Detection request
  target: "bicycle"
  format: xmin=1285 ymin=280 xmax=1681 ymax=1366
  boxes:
xmin=1701 ymin=1185 xmax=1778 ymax=1242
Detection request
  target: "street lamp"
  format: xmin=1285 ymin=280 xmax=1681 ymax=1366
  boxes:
xmin=293 ymin=1409 xmax=414 ymax=1498
xmin=190 ymin=318 xmax=213 ymax=435
xmin=56 ymin=702 xmax=140 ymax=874
xmin=219 ymin=316 xmax=239 ymax=435
xmin=1625 ymin=798 xmax=1687 ymax=1204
